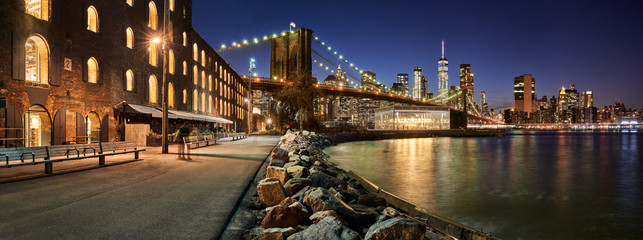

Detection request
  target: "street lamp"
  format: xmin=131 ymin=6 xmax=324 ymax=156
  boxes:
xmin=248 ymin=58 xmax=256 ymax=134
xmin=160 ymin=0 xmax=170 ymax=153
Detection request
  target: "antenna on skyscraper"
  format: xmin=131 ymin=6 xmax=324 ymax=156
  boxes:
xmin=441 ymin=39 xmax=445 ymax=58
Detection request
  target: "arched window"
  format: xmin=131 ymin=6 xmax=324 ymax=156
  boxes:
xmin=87 ymin=57 xmax=98 ymax=83
xmin=25 ymin=35 xmax=49 ymax=84
xmin=125 ymin=69 xmax=134 ymax=91
xmin=168 ymin=82 xmax=175 ymax=107
xmin=193 ymin=65 xmax=198 ymax=85
xmin=25 ymin=0 xmax=50 ymax=20
xmin=182 ymin=89 xmax=187 ymax=104
xmin=193 ymin=43 xmax=198 ymax=61
xmin=126 ymin=0 xmax=133 ymax=6
xmin=208 ymin=96 xmax=212 ymax=113
xmin=168 ymin=22 xmax=173 ymax=42
xmin=201 ymin=70 xmax=205 ymax=88
xmin=182 ymin=61 xmax=187 ymax=75
xmin=149 ymin=41 xmax=157 ymax=66
xmin=125 ymin=27 xmax=134 ymax=49
xmin=87 ymin=6 xmax=99 ymax=32
xmin=201 ymin=92 xmax=206 ymax=113
xmin=201 ymin=50 xmax=205 ymax=67
xmin=208 ymin=75 xmax=212 ymax=91
xmin=168 ymin=50 xmax=175 ymax=74
xmin=148 ymin=1 xmax=158 ymax=30
xmin=149 ymin=75 xmax=158 ymax=103
xmin=169 ymin=0 xmax=175 ymax=11
xmin=193 ymin=89 xmax=198 ymax=111
xmin=182 ymin=32 xmax=187 ymax=47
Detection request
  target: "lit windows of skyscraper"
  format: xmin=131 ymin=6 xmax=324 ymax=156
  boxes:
xmin=513 ymin=74 xmax=536 ymax=113
xmin=361 ymin=71 xmax=376 ymax=91
xmin=581 ymin=90 xmax=593 ymax=108
xmin=413 ymin=67 xmax=425 ymax=99
xmin=396 ymin=73 xmax=409 ymax=97
xmin=459 ymin=64 xmax=474 ymax=103
xmin=438 ymin=40 xmax=448 ymax=96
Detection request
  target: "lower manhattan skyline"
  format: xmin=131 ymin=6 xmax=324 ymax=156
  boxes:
xmin=194 ymin=0 xmax=643 ymax=110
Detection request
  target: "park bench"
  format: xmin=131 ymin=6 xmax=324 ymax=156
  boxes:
xmin=0 ymin=141 xmax=145 ymax=174
xmin=204 ymin=134 xmax=216 ymax=146
xmin=183 ymin=136 xmax=207 ymax=149
xmin=230 ymin=132 xmax=248 ymax=141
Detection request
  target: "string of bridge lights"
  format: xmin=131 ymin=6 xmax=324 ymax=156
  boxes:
xmin=312 ymin=59 xmax=361 ymax=89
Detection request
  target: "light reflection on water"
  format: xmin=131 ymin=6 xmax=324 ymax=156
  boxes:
xmin=325 ymin=131 xmax=643 ymax=240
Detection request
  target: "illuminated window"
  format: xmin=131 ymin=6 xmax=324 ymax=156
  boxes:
xmin=168 ymin=82 xmax=175 ymax=107
xmin=201 ymin=70 xmax=205 ymax=88
xmin=168 ymin=50 xmax=175 ymax=74
xmin=126 ymin=0 xmax=132 ymax=6
xmin=149 ymin=41 xmax=157 ymax=66
xmin=148 ymin=1 xmax=157 ymax=30
xmin=182 ymin=89 xmax=187 ymax=104
xmin=193 ymin=43 xmax=198 ymax=61
xmin=182 ymin=61 xmax=187 ymax=75
xmin=193 ymin=65 xmax=198 ymax=85
xmin=87 ymin=6 xmax=99 ymax=32
xmin=193 ymin=89 xmax=198 ymax=110
xmin=87 ymin=57 xmax=98 ymax=83
xmin=25 ymin=0 xmax=50 ymax=20
xmin=168 ymin=22 xmax=173 ymax=42
xmin=149 ymin=75 xmax=158 ymax=103
xmin=182 ymin=32 xmax=187 ymax=46
xmin=208 ymin=75 xmax=212 ymax=91
xmin=169 ymin=0 xmax=174 ymax=11
xmin=208 ymin=96 xmax=212 ymax=113
xmin=25 ymin=35 xmax=49 ymax=84
xmin=125 ymin=27 xmax=134 ymax=49
xmin=201 ymin=92 xmax=206 ymax=112
xmin=201 ymin=50 xmax=205 ymax=67
xmin=125 ymin=69 xmax=134 ymax=91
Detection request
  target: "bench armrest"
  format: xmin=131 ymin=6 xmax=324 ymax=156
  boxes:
xmin=83 ymin=147 xmax=97 ymax=156
xmin=20 ymin=152 xmax=35 ymax=163
xmin=0 ymin=154 xmax=8 ymax=165
xmin=65 ymin=148 xmax=80 ymax=158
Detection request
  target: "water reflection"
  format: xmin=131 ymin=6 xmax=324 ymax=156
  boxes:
xmin=325 ymin=131 xmax=643 ymax=240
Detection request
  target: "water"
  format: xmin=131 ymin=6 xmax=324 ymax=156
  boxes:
xmin=325 ymin=130 xmax=643 ymax=240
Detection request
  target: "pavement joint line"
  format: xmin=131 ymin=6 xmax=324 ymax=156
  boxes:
xmin=0 ymin=159 xmax=143 ymax=184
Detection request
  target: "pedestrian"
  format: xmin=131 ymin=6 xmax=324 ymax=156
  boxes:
xmin=177 ymin=123 xmax=191 ymax=160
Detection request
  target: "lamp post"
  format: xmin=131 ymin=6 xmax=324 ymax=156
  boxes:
xmin=248 ymin=58 xmax=256 ymax=134
xmin=161 ymin=0 xmax=170 ymax=153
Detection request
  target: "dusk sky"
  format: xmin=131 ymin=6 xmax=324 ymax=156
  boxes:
xmin=192 ymin=0 xmax=643 ymax=111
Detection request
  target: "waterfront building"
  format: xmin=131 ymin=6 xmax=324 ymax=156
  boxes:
xmin=358 ymin=98 xmax=380 ymax=129
xmin=513 ymin=74 xmax=536 ymax=114
xmin=396 ymin=73 xmax=409 ymax=96
xmin=581 ymin=90 xmax=593 ymax=108
xmin=0 ymin=0 xmax=248 ymax=147
xmin=412 ymin=67 xmax=426 ymax=99
xmin=459 ymin=64 xmax=474 ymax=103
xmin=437 ymin=40 xmax=449 ymax=96
xmin=374 ymin=106 xmax=466 ymax=130
xmin=361 ymin=71 xmax=376 ymax=91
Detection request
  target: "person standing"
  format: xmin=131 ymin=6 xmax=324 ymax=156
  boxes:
xmin=177 ymin=123 xmax=191 ymax=160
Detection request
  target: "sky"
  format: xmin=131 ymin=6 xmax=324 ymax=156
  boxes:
xmin=192 ymin=0 xmax=643 ymax=111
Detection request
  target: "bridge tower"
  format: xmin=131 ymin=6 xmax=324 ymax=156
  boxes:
xmin=270 ymin=28 xmax=313 ymax=81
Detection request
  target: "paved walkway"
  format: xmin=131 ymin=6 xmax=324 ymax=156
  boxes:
xmin=0 ymin=136 xmax=280 ymax=240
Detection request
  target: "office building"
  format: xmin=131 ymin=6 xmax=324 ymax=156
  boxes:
xmin=513 ymin=74 xmax=536 ymax=113
xmin=396 ymin=73 xmax=409 ymax=96
xmin=412 ymin=67 xmax=425 ymax=99
xmin=437 ymin=40 xmax=448 ymax=95
xmin=459 ymin=64 xmax=474 ymax=103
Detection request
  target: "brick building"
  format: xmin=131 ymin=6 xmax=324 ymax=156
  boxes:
xmin=0 ymin=0 xmax=248 ymax=147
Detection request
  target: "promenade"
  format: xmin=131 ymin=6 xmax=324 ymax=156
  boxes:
xmin=0 ymin=136 xmax=280 ymax=240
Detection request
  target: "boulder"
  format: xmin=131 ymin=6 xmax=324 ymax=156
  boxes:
xmin=358 ymin=194 xmax=387 ymax=207
xmin=286 ymin=165 xmax=305 ymax=174
xmin=279 ymin=197 xmax=297 ymax=207
xmin=364 ymin=217 xmax=426 ymax=240
xmin=302 ymin=188 xmax=343 ymax=213
xmin=284 ymin=161 xmax=301 ymax=170
xmin=292 ymin=168 xmax=310 ymax=179
xmin=262 ymin=205 xmax=311 ymax=228
xmin=272 ymin=147 xmax=290 ymax=161
xmin=287 ymin=216 xmax=360 ymax=240
xmin=347 ymin=184 xmax=368 ymax=197
xmin=258 ymin=178 xmax=286 ymax=207
xmin=382 ymin=207 xmax=399 ymax=217
xmin=283 ymin=178 xmax=312 ymax=196
xmin=308 ymin=171 xmax=341 ymax=189
xmin=262 ymin=227 xmax=297 ymax=240
xmin=291 ymin=186 xmax=310 ymax=200
xmin=309 ymin=210 xmax=343 ymax=224
xmin=267 ymin=166 xmax=289 ymax=185
xmin=288 ymin=201 xmax=309 ymax=214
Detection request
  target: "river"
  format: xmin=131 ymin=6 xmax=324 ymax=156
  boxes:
xmin=325 ymin=130 xmax=642 ymax=240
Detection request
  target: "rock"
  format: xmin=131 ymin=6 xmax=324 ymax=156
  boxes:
xmin=358 ymin=194 xmax=387 ymax=207
xmin=262 ymin=227 xmax=297 ymax=240
xmin=272 ymin=147 xmax=290 ymax=160
xmin=267 ymin=167 xmax=290 ymax=184
xmin=262 ymin=205 xmax=311 ymax=229
xmin=364 ymin=217 xmax=426 ymax=240
xmin=284 ymin=161 xmax=301 ymax=170
xmin=287 ymin=216 xmax=360 ymax=240
xmin=309 ymin=210 xmax=343 ymax=224
xmin=302 ymin=187 xmax=343 ymax=213
xmin=283 ymin=178 xmax=312 ymax=196
xmin=308 ymin=171 xmax=341 ymax=189
xmin=288 ymin=201 xmax=309 ymax=214
xmin=258 ymin=178 xmax=286 ymax=207
xmin=337 ymin=190 xmax=357 ymax=203
xmin=347 ymin=184 xmax=368 ymax=197
xmin=291 ymin=186 xmax=310 ymax=200
xmin=286 ymin=165 xmax=305 ymax=174
xmin=279 ymin=197 xmax=297 ymax=207
xmin=299 ymin=149 xmax=311 ymax=156
xmin=338 ymin=203 xmax=379 ymax=229
xmin=292 ymin=168 xmax=309 ymax=179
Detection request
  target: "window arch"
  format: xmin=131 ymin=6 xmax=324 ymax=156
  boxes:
xmin=168 ymin=82 xmax=175 ymax=107
xmin=201 ymin=70 xmax=205 ymax=88
xmin=201 ymin=92 xmax=206 ymax=113
xmin=193 ymin=65 xmax=198 ymax=85
xmin=168 ymin=22 xmax=174 ymax=42
xmin=25 ymin=0 xmax=50 ymax=20
xmin=125 ymin=27 xmax=134 ymax=49
xmin=87 ymin=6 xmax=99 ymax=32
xmin=193 ymin=43 xmax=198 ymax=61
xmin=182 ymin=32 xmax=187 ymax=47
xmin=125 ymin=69 xmax=134 ymax=91
xmin=87 ymin=57 xmax=98 ymax=83
xmin=208 ymin=96 xmax=213 ymax=113
xmin=149 ymin=75 xmax=158 ymax=103
xmin=201 ymin=50 xmax=205 ymax=67
xmin=169 ymin=0 xmax=175 ymax=11
xmin=182 ymin=89 xmax=187 ymax=104
xmin=193 ymin=89 xmax=198 ymax=111
xmin=208 ymin=75 xmax=212 ymax=91
xmin=126 ymin=0 xmax=133 ymax=6
xmin=168 ymin=50 xmax=175 ymax=74
xmin=182 ymin=61 xmax=187 ymax=75
xmin=25 ymin=35 xmax=49 ymax=84
xmin=149 ymin=41 xmax=157 ymax=66
xmin=148 ymin=1 xmax=158 ymax=30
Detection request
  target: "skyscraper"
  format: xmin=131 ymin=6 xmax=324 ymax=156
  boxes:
xmin=413 ymin=67 xmax=425 ymax=99
xmin=397 ymin=73 xmax=409 ymax=96
xmin=437 ymin=40 xmax=449 ymax=95
xmin=361 ymin=71 xmax=376 ymax=91
xmin=513 ymin=74 xmax=536 ymax=113
xmin=581 ymin=90 xmax=593 ymax=108
xmin=459 ymin=64 xmax=474 ymax=103
xmin=481 ymin=91 xmax=490 ymax=116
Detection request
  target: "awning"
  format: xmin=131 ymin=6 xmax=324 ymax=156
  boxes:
xmin=169 ymin=110 xmax=233 ymax=124
xmin=116 ymin=102 xmax=178 ymax=119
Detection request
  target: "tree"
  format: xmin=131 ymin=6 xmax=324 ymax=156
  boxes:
xmin=273 ymin=71 xmax=323 ymax=130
